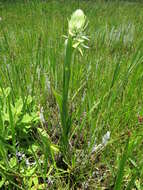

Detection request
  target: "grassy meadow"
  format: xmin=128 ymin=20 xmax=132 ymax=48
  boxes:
xmin=0 ymin=0 xmax=143 ymax=189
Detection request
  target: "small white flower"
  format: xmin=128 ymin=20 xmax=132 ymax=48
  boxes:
xmin=102 ymin=131 xmax=110 ymax=146
xmin=81 ymin=91 xmax=86 ymax=102
xmin=91 ymin=144 xmax=102 ymax=154
xmin=39 ymin=107 xmax=45 ymax=124
xmin=26 ymin=159 xmax=30 ymax=166
xmin=45 ymin=75 xmax=51 ymax=91
xmin=0 ymin=17 xmax=2 ymax=21
xmin=46 ymin=177 xmax=54 ymax=186
xmin=91 ymin=131 xmax=110 ymax=154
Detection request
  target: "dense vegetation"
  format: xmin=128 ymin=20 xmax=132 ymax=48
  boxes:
xmin=0 ymin=0 xmax=143 ymax=189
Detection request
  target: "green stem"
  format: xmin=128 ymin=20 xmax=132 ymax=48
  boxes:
xmin=61 ymin=37 xmax=73 ymax=157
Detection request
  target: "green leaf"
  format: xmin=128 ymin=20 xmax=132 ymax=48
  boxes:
xmin=14 ymin=98 xmax=23 ymax=116
xmin=21 ymin=114 xmax=33 ymax=124
xmin=9 ymin=157 xmax=17 ymax=168
xmin=27 ymin=95 xmax=33 ymax=105
xmin=4 ymin=87 xmax=11 ymax=98
xmin=25 ymin=166 xmax=37 ymax=176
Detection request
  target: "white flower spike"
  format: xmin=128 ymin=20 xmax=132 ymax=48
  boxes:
xmin=67 ymin=9 xmax=89 ymax=55
xmin=68 ymin=9 xmax=86 ymax=36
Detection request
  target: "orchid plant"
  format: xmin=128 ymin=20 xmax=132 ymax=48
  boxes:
xmin=54 ymin=9 xmax=89 ymax=161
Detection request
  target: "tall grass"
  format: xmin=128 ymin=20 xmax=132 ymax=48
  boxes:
xmin=0 ymin=0 xmax=143 ymax=189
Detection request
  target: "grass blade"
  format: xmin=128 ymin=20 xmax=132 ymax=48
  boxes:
xmin=114 ymin=138 xmax=130 ymax=190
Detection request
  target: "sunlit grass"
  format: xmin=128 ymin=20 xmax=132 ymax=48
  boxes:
xmin=0 ymin=0 xmax=143 ymax=189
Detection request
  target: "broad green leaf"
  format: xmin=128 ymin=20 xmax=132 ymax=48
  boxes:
xmin=9 ymin=157 xmax=17 ymax=168
xmin=14 ymin=98 xmax=23 ymax=116
xmin=21 ymin=114 xmax=33 ymax=123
